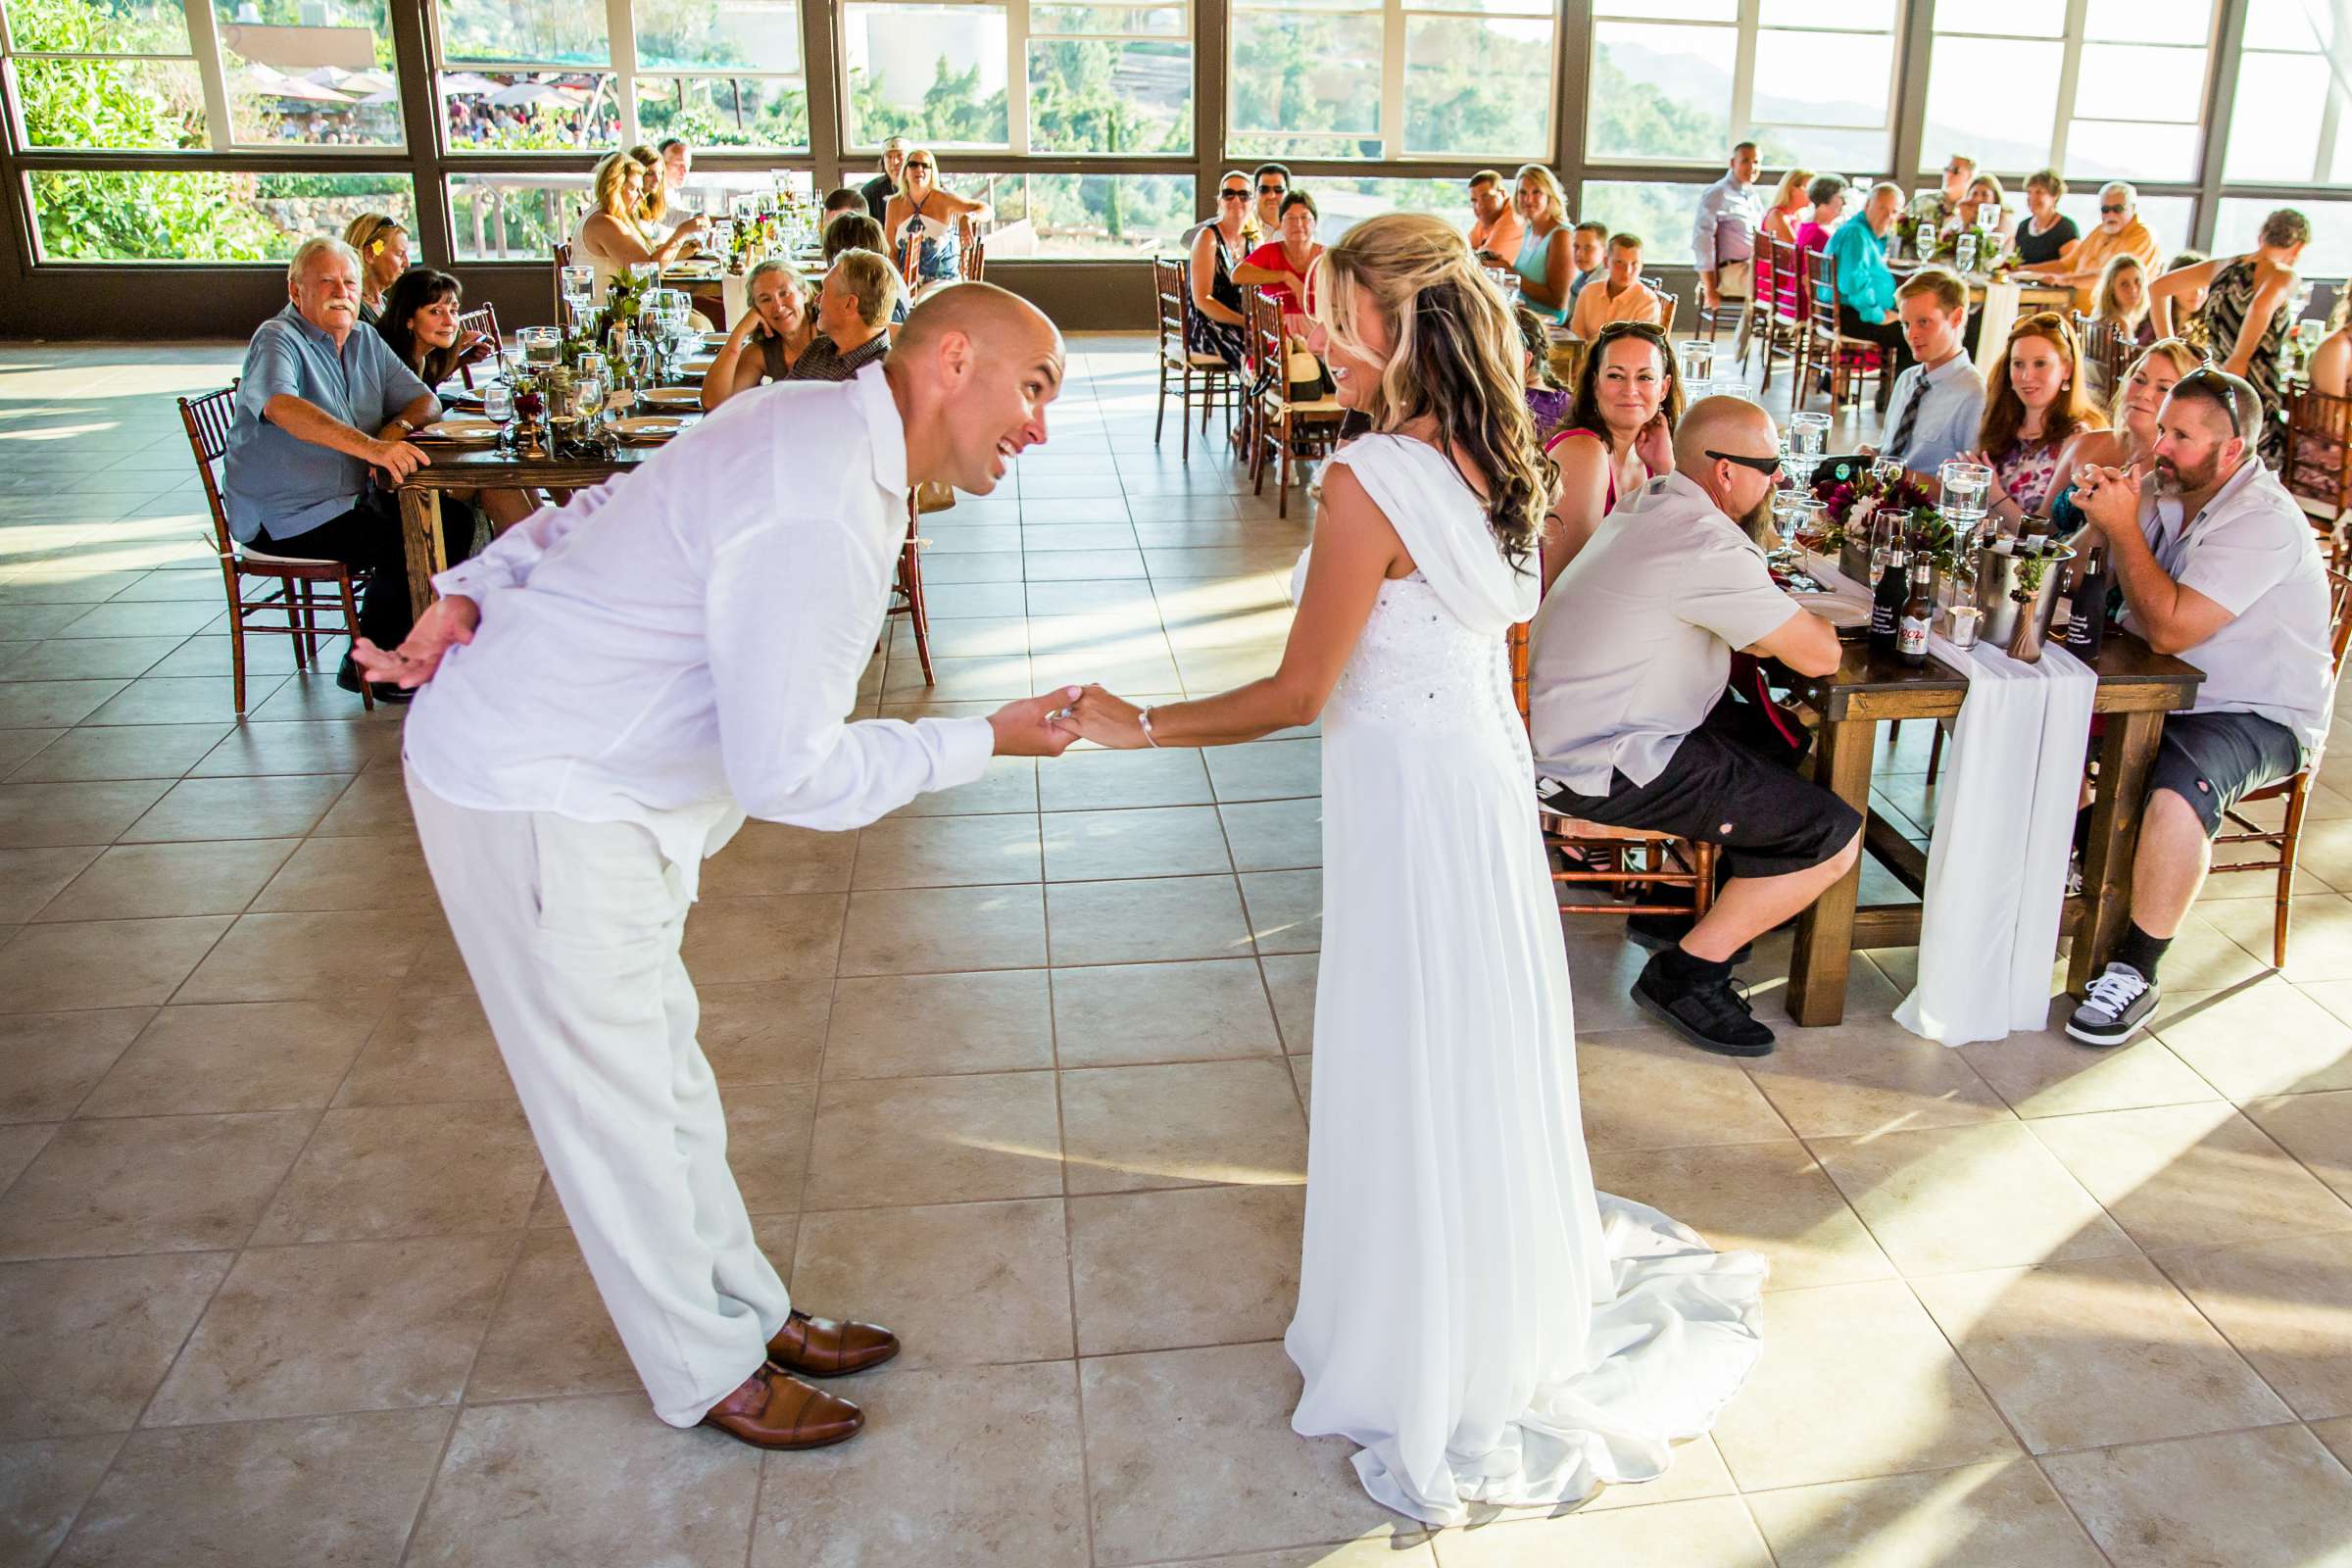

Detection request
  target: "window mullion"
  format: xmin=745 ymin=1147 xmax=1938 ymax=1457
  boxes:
xmin=181 ymin=0 xmax=232 ymax=153
xmin=607 ymin=0 xmax=638 ymax=145
xmin=1008 ymin=0 xmax=1031 ymax=157
xmin=2051 ymin=0 xmax=2088 ymax=171
xmin=1382 ymin=0 xmax=1404 ymax=160
xmin=1732 ymin=0 xmax=1759 ymax=141
xmin=2315 ymin=61 xmax=2343 ymax=181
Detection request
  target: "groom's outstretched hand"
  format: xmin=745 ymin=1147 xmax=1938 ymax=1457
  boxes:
xmin=1067 ymin=684 xmax=1150 ymax=750
xmin=989 ymin=688 xmax=1086 ymax=757
xmin=350 ymin=594 xmax=480 ymax=690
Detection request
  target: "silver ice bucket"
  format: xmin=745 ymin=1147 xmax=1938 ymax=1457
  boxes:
xmin=1976 ymin=539 xmax=2077 ymax=649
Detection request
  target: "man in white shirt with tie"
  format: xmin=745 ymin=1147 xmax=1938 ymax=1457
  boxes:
xmin=1691 ymin=140 xmax=1762 ymax=314
xmin=1867 ymin=267 xmax=1985 ymax=484
xmin=359 ymin=284 xmax=1082 ymax=1453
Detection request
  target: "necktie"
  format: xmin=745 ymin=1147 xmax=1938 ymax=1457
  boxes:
xmin=1887 ymin=372 xmax=1924 ymax=460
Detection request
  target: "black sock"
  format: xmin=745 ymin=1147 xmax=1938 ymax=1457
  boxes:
xmin=1658 ymin=943 xmax=1736 ymax=989
xmin=2113 ymin=923 xmax=2171 ymax=983
xmin=2073 ymin=804 xmax=2092 ymax=859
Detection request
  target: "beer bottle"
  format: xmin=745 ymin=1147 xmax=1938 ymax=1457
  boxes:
xmin=1898 ymin=561 xmax=1934 ymax=667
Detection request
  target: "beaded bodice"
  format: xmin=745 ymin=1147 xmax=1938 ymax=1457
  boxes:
xmin=1295 ymin=553 xmax=1526 ymax=749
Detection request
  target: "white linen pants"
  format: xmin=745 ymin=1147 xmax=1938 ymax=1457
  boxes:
xmin=407 ymin=769 xmax=789 ymax=1427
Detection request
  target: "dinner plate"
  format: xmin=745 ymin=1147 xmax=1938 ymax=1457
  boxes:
xmin=681 ymin=356 xmax=717 ymax=375
xmin=639 ymin=387 xmax=702 ymax=408
xmin=611 ymin=416 xmax=692 ymax=440
xmin=416 ymin=417 xmax=501 ymax=443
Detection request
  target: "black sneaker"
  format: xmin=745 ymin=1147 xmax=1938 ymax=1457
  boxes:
xmin=2065 ymin=962 xmax=2160 ymax=1047
xmin=337 ymin=653 xmax=415 ymax=706
xmin=1625 ymin=912 xmax=1752 ymax=966
xmin=1633 ymin=951 xmax=1777 ymax=1057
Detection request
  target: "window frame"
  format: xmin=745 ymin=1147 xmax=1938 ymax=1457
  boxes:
xmin=2224 ymin=0 xmax=2345 ymax=184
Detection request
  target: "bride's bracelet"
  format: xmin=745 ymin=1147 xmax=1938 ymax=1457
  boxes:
xmin=1138 ymin=708 xmax=1161 ymax=748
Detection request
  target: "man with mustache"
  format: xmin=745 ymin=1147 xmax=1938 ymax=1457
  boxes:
xmin=2064 ymin=368 xmax=2334 ymax=1046
xmin=354 ymin=283 xmax=1082 ymax=1450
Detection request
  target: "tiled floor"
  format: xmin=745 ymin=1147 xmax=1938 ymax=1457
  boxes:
xmin=4 ymin=338 xmax=2352 ymax=1567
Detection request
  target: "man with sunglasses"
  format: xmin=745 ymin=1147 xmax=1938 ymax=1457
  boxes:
xmin=2062 ymin=367 xmax=2334 ymax=1045
xmin=1530 ymin=397 xmax=1860 ymax=1056
xmin=2023 ymin=180 xmax=2162 ymax=316
xmin=1249 ymin=163 xmax=1291 ymax=246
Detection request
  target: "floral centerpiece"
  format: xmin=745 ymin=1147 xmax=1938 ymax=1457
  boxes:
xmin=1810 ymin=467 xmax=1941 ymax=556
xmin=590 ymin=272 xmax=650 ymax=346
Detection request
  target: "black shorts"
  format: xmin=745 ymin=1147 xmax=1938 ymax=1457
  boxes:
xmin=2145 ymin=710 xmax=2305 ymax=837
xmin=1539 ymin=702 xmax=1862 ymax=879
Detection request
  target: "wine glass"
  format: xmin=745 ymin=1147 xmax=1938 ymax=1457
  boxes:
xmin=628 ymin=261 xmax=661 ymax=289
xmin=1872 ymin=456 xmax=1905 ymax=487
xmin=561 ymin=264 xmax=594 ymax=315
xmin=481 ymin=380 xmax=514 ymax=448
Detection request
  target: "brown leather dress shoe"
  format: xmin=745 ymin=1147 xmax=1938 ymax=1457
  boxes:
xmin=766 ymin=1308 xmax=901 ymax=1377
xmin=699 ymin=1366 xmax=863 ymax=1450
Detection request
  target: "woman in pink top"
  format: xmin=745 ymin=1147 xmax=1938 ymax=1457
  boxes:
xmin=1540 ymin=319 xmax=1684 ymax=593
xmin=1792 ymin=173 xmax=1847 ymax=265
xmin=1760 ymin=167 xmax=1814 ymax=315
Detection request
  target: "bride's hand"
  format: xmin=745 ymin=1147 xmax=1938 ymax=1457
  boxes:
xmin=1069 ymin=684 xmax=1151 ymax=749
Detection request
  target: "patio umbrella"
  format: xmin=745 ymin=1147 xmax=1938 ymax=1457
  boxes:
xmin=440 ymin=71 xmax=501 ymax=94
xmin=341 ymin=69 xmax=395 ymax=94
xmin=488 ymin=80 xmax=583 ymax=109
xmin=247 ymin=71 xmax=354 ymax=103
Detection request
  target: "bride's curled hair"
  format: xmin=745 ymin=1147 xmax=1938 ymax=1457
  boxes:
xmin=1309 ymin=213 xmax=1550 ymax=570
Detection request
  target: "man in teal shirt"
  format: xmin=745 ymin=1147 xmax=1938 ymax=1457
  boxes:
xmin=1823 ymin=180 xmax=1913 ymax=410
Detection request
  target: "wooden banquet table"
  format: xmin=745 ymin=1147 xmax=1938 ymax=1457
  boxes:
xmin=1778 ymin=632 xmax=2204 ymax=1027
xmin=394 ymin=442 xmax=669 ymax=618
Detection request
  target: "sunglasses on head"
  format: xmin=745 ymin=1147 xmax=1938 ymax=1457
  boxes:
xmin=2173 ymin=365 xmax=2246 ymax=437
xmin=1707 ymin=449 xmax=1783 ymax=476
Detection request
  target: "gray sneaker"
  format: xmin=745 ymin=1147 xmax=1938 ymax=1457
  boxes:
xmin=2066 ymin=962 xmax=2160 ymax=1047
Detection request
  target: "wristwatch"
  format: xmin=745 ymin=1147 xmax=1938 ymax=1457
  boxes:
xmin=390 ymin=417 xmax=416 ymax=436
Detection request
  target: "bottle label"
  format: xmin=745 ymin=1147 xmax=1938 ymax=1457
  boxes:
xmin=1898 ymin=613 xmax=1930 ymax=655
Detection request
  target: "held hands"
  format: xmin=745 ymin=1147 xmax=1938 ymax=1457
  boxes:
xmin=350 ymin=594 xmax=479 ymax=690
xmin=988 ymin=688 xmax=1087 ymax=758
xmin=1064 ymin=685 xmax=1152 ymax=750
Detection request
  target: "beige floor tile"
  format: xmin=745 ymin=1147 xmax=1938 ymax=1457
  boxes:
xmin=0 ymin=638 xmax=179 ymax=681
xmin=1239 ymin=868 xmax=1322 ymax=955
xmin=1061 ymin=1058 xmax=1306 ymax=1196
xmin=697 ymin=819 xmax=858 ymax=896
xmin=691 ymin=978 xmax=829 ymax=1086
xmin=1040 ymin=806 xmax=1232 ymax=882
xmin=0 ymin=1008 xmax=147 ymax=1123
xmin=306 ymin=764 xmax=412 ymax=836
xmin=1220 ymin=798 xmax=1323 ymax=872
xmin=887 ymin=755 xmax=1038 ymax=817
xmin=1204 ymin=737 xmax=1322 ymax=802
xmin=1555 ymin=1434 xmax=1739 ymax=1515
xmin=78 ymin=998 xmax=379 ymax=1117
xmin=790 ymin=1198 xmax=1072 ymax=1368
xmin=1741 ymin=1459 xmax=2107 ymax=1568
xmin=750 ymin=1360 xmax=1091 ymax=1568
xmin=2040 ymin=1424 xmax=2352 ymax=1568
xmin=6 ymin=722 xmax=227 ymax=783
xmin=837 ymin=884 xmax=1047 ymax=975
xmin=1048 ymin=874 xmax=1255 ymax=966
xmin=1592 ymin=1140 xmax=1894 ymax=1292
xmin=251 ymin=1102 xmax=543 ymax=1245
xmin=2153 ymin=979 xmax=2352 ymax=1099
xmin=2154 ymin=1231 xmax=2352 ymax=1421
xmin=710 ymin=1083 xmax=817 ymax=1215
xmin=1081 ymin=1342 xmax=1413 ymax=1565
xmin=1430 ymin=1497 xmax=1774 ymax=1566
xmin=2317 ymin=1415 xmax=2352 ymax=1470
xmin=853 ymin=812 xmax=1044 ymax=889
xmin=823 ymin=969 xmax=1052 ymax=1078
xmin=806 ymin=1072 xmax=1063 ymax=1208
xmin=0 ymin=1432 xmax=124 ymax=1568
xmin=85 ymin=673 xmax=291 ymax=728
xmin=1913 ymin=1253 xmax=2293 ymax=1451
xmin=331 ymin=990 xmax=514 ymax=1106
xmin=50 ymin=1408 xmax=451 ymax=1568
xmin=1262 ymin=952 xmax=1317 ymax=1053
xmin=1811 ymin=1121 xmax=2134 ymax=1276
xmin=463 ymin=1229 xmax=638 ymax=1403
xmin=0 ymin=1126 xmax=54 ymax=1194
xmin=0 ymin=1252 xmax=233 ymax=1440
xmin=1150 ymin=1544 xmax=1439 ymax=1568
xmin=33 ymin=837 xmax=296 ymax=921
xmin=674 ymin=893 xmax=849 ymax=983
xmin=1052 ymin=958 xmax=1283 ymax=1067
xmin=1578 ymin=1028 xmax=1794 ymax=1152
xmin=1708 ymin=1279 xmax=2018 ymax=1491
xmin=1037 ymin=746 xmax=1214 ymax=811
xmin=2205 ymin=894 xmax=2352 ymax=981
xmin=173 ymin=908 xmax=437 ymax=1004
xmin=1069 ymin=1184 xmax=1303 ymax=1355
xmin=2028 ymin=1102 xmax=2352 ymax=1250
xmin=0 ymin=779 xmax=167 ymax=849
xmin=1959 ymin=1025 xmax=2223 ymax=1119
xmin=246 ymin=832 xmax=437 ymax=912
xmin=2241 ymin=1091 xmax=2352 ymax=1202
xmin=48 ymin=602 xmax=217 ymax=640
xmin=1741 ymin=1017 xmax=2014 ymax=1138
xmin=406 ymin=1396 xmax=761 ymax=1567
xmin=0 ymin=1108 xmax=316 ymax=1262
xmin=0 ymin=846 xmax=101 ymax=923
xmin=184 ymin=718 xmax=400 ymax=777
xmin=144 ymin=1234 xmax=517 ymax=1426
xmin=0 ymin=682 xmax=127 ymax=732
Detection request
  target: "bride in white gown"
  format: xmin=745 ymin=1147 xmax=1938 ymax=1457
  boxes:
xmin=1068 ymin=214 xmax=1766 ymax=1528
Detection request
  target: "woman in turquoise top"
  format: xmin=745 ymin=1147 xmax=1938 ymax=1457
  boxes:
xmin=1510 ymin=164 xmax=1576 ymax=323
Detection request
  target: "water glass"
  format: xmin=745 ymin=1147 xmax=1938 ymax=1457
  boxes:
xmin=628 ymin=261 xmax=661 ymax=288
xmin=1788 ymin=411 xmax=1830 ymax=461
xmin=516 ymin=326 xmax=561 ymax=371
xmin=1678 ymin=340 xmax=1715 ymax=386
xmin=1954 ymin=232 xmax=1980 ymax=275
xmin=561 ymin=265 xmax=594 ymax=305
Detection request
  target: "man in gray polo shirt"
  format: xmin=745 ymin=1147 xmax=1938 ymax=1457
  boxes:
xmin=2064 ymin=368 xmax=2335 ymax=1045
xmin=1530 ymin=398 xmax=1860 ymax=1056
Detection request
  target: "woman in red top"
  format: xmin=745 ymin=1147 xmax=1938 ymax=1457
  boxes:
xmin=1235 ymin=191 xmax=1324 ymax=319
xmin=1539 ymin=320 xmax=1684 ymax=593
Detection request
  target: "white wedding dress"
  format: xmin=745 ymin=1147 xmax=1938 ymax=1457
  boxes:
xmin=1284 ymin=434 xmax=1768 ymax=1527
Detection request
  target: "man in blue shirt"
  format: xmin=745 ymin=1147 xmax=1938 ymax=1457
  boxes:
xmin=224 ymin=235 xmax=442 ymax=701
xmin=1823 ymin=180 xmax=1913 ymax=409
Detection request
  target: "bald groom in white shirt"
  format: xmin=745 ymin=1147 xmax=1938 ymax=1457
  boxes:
xmin=359 ymin=285 xmax=1082 ymax=1453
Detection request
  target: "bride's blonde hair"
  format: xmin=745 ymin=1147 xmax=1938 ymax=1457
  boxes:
xmin=1310 ymin=213 xmax=1548 ymax=568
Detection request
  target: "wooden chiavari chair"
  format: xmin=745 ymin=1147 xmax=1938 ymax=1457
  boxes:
xmin=1152 ymin=255 xmax=1242 ymax=460
xmin=1245 ymin=288 xmax=1345 ymax=518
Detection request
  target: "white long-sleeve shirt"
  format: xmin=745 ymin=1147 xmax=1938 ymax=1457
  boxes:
xmin=402 ymin=365 xmax=994 ymax=886
xmin=1690 ymin=172 xmax=1761 ymax=273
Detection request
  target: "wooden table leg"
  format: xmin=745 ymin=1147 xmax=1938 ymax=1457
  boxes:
xmin=2070 ymin=708 xmax=2168 ymax=993
xmin=1787 ymin=711 xmax=1879 ymax=1026
xmin=397 ymin=487 xmax=446 ymax=623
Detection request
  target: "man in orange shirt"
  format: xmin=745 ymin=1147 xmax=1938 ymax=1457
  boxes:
xmin=1569 ymin=232 xmax=1664 ymax=339
xmin=2024 ymin=180 xmax=2163 ymax=315
xmin=1467 ymin=169 xmax=1524 ymax=268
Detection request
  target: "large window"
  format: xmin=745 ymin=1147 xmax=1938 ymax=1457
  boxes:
xmin=2226 ymin=0 xmax=2352 ymax=185
xmin=1229 ymin=0 xmax=1555 ymax=163
xmin=1587 ymin=0 xmax=1897 ymax=171
xmin=634 ymin=0 xmax=807 ymax=150
xmin=843 ymin=0 xmax=1192 ymax=154
xmin=1581 ymin=178 xmax=1706 ymax=265
xmin=5 ymin=0 xmax=207 ymax=151
xmin=212 ymin=0 xmax=403 ymax=147
xmin=1923 ymin=0 xmax=2215 ymax=183
xmin=940 ymin=169 xmax=1191 ymax=254
xmin=437 ymin=0 xmax=617 ymax=151
xmin=28 ymin=168 xmax=415 ymax=261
